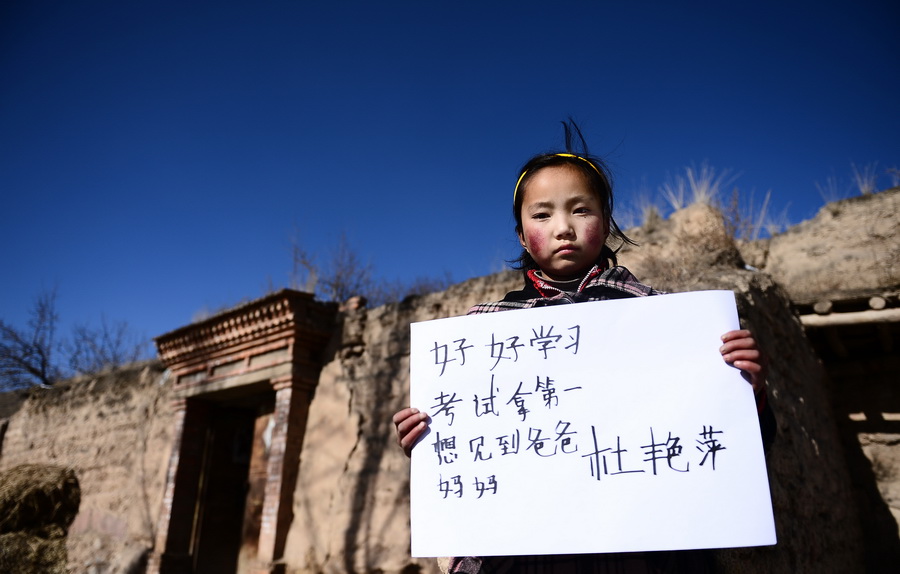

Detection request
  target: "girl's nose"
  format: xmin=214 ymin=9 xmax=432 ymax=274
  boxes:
xmin=554 ymin=217 xmax=575 ymax=238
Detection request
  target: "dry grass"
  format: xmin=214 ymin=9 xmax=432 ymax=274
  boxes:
xmin=659 ymin=175 xmax=687 ymax=211
xmin=888 ymin=167 xmax=900 ymax=188
xmin=721 ymin=188 xmax=780 ymax=241
xmin=658 ymin=163 xmax=735 ymax=211
xmin=0 ymin=464 xmax=80 ymax=534
xmin=635 ymin=193 xmax=664 ymax=232
xmin=764 ymin=202 xmax=792 ymax=237
xmin=629 ymin=160 xmax=887 ymax=243
xmin=0 ymin=532 xmax=68 ymax=574
xmin=685 ymin=163 xmax=736 ymax=205
xmin=0 ymin=464 xmax=79 ymax=574
xmin=851 ymin=162 xmax=878 ymax=195
xmin=636 ymin=164 xmax=781 ymax=241
xmin=815 ymin=174 xmax=848 ymax=204
xmin=818 ymin=162 xmax=890 ymax=202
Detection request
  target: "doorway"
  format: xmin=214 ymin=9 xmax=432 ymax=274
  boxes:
xmin=192 ymin=393 xmax=275 ymax=574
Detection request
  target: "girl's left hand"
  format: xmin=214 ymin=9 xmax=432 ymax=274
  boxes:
xmin=720 ymin=329 xmax=767 ymax=393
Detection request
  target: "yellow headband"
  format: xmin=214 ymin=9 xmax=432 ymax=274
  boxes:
xmin=513 ymin=153 xmax=604 ymax=202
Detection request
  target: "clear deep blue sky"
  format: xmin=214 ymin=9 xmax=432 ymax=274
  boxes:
xmin=2 ymin=1 xmax=898 ymax=349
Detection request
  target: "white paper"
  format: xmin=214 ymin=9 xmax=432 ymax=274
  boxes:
xmin=409 ymin=290 xmax=775 ymax=557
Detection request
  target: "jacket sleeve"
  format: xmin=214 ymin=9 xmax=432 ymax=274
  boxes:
xmin=756 ymin=389 xmax=777 ymax=453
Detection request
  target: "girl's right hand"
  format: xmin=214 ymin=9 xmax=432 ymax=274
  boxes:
xmin=392 ymin=407 xmax=429 ymax=458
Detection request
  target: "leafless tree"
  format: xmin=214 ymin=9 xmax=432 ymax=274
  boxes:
xmin=0 ymin=289 xmax=63 ymax=389
xmin=366 ymin=272 xmax=456 ymax=306
xmin=290 ymin=231 xmax=454 ymax=306
xmin=318 ymin=232 xmax=376 ymax=303
xmin=291 ymin=231 xmax=374 ymax=303
xmin=1 ymin=289 xmax=147 ymax=391
xmin=68 ymin=317 xmax=146 ymax=375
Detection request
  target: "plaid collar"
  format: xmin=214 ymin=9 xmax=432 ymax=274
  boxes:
xmin=467 ymin=265 xmax=660 ymax=315
xmin=526 ymin=267 xmax=602 ymax=297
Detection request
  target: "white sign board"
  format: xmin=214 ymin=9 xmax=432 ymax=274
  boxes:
xmin=409 ymin=290 xmax=775 ymax=558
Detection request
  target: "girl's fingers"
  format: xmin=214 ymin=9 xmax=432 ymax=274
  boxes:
xmin=393 ymin=408 xmax=422 ymax=435
xmin=397 ymin=413 xmax=426 ymax=439
xmin=400 ymin=420 xmax=428 ymax=455
xmin=722 ymin=348 xmax=762 ymax=365
xmin=719 ymin=335 xmax=757 ymax=355
xmin=393 ymin=407 xmax=429 ymax=456
xmin=720 ymin=330 xmax=768 ymax=392
xmin=732 ymin=359 xmax=763 ymax=374
xmin=721 ymin=329 xmax=752 ymax=342
xmin=392 ymin=407 xmax=419 ymax=426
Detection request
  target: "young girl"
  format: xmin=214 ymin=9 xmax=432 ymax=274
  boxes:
xmin=393 ymin=122 xmax=773 ymax=573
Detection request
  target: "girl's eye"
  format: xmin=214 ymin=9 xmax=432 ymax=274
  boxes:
xmin=532 ymin=212 xmax=550 ymax=220
xmin=574 ymin=206 xmax=590 ymax=214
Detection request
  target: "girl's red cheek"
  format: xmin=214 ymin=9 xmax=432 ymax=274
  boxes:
xmin=526 ymin=231 xmax=544 ymax=254
xmin=584 ymin=222 xmax=606 ymax=248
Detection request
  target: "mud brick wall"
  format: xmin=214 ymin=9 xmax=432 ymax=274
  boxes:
xmin=0 ymin=363 xmax=174 ymax=573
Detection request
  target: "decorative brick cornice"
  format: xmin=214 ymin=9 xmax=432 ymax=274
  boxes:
xmin=154 ymin=289 xmax=337 ymax=377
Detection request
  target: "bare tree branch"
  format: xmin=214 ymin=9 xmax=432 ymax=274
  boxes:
xmin=290 ymin=230 xmax=319 ymax=293
xmin=292 ymin=231 xmax=371 ymax=303
xmin=290 ymin=229 xmax=454 ymax=306
xmin=319 ymin=232 xmax=373 ymax=303
xmin=0 ymin=289 xmax=61 ymax=389
xmin=1 ymin=289 xmax=147 ymax=390
xmin=68 ymin=316 xmax=146 ymax=376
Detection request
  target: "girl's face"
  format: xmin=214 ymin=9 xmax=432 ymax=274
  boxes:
xmin=517 ymin=165 xmax=609 ymax=281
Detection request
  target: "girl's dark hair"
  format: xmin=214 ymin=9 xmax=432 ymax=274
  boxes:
xmin=511 ymin=119 xmax=635 ymax=272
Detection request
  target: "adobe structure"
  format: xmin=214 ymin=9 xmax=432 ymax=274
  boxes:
xmin=618 ymin=188 xmax=900 ymax=570
xmin=755 ymin=189 xmax=900 ymax=566
xmin=0 ymin=188 xmax=897 ymax=573
xmin=147 ymin=291 xmax=336 ymax=574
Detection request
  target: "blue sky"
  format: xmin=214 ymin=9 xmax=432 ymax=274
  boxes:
xmin=1 ymin=1 xmax=898 ymax=351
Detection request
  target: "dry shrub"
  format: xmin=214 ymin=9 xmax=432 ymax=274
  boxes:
xmin=0 ymin=464 xmax=80 ymax=535
xmin=0 ymin=464 xmax=80 ymax=574
xmin=0 ymin=532 xmax=67 ymax=574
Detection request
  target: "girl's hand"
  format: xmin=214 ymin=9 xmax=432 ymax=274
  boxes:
xmin=393 ymin=407 xmax=429 ymax=458
xmin=720 ymin=329 xmax=768 ymax=394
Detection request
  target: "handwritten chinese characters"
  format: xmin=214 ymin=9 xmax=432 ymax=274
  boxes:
xmin=432 ymin=322 xmax=581 ymax=376
xmin=409 ymin=291 xmax=775 ymax=558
